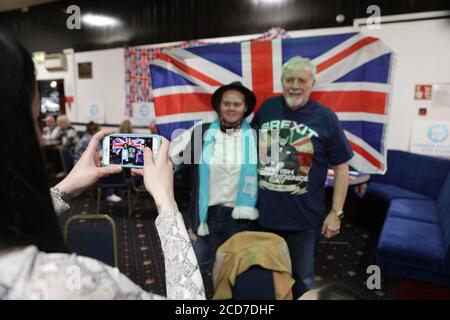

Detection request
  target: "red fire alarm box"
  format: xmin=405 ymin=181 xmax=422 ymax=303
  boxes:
xmin=418 ymin=107 xmax=427 ymax=116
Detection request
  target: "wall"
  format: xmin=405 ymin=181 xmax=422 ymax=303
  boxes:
xmin=359 ymin=18 xmax=450 ymax=151
xmin=74 ymin=48 xmax=126 ymax=126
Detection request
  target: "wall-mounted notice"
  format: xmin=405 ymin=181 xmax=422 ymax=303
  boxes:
xmin=132 ymin=102 xmax=155 ymax=126
xmin=431 ymin=83 xmax=450 ymax=109
xmin=84 ymin=102 xmax=105 ymax=123
xmin=410 ymin=121 xmax=450 ymax=158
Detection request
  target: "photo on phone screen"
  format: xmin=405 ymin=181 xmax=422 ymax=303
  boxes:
xmin=104 ymin=136 xmax=158 ymax=167
xmin=110 ymin=136 xmax=152 ymax=166
xmin=103 ymin=134 xmax=160 ymax=168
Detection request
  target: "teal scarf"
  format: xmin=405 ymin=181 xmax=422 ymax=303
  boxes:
xmin=197 ymin=119 xmax=259 ymax=236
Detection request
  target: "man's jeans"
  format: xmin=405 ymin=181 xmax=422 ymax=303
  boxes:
xmin=263 ymin=228 xmax=320 ymax=299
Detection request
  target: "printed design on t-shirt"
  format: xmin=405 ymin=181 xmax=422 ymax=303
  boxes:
xmin=128 ymin=146 xmax=136 ymax=159
xmin=259 ymin=120 xmax=317 ymax=195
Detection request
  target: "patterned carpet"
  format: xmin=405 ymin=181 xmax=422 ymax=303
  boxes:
xmin=314 ymin=221 xmax=393 ymax=299
xmin=58 ymin=179 xmax=394 ymax=300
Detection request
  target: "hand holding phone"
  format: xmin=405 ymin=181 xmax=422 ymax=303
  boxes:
xmin=102 ymin=133 xmax=161 ymax=168
xmin=55 ymin=129 xmax=122 ymax=196
xmin=131 ymin=138 xmax=178 ymax=211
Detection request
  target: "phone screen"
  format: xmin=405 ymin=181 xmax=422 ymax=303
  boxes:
xmin=108 ymin=136 xmax=153 ymax=166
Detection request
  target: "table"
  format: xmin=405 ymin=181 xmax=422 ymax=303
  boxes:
xmin=325 ymin=169 xmax=371 ymax=188
xmin=40 ymin=139 xmax=61 ymax=149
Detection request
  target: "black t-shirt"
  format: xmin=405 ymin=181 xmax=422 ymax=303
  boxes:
xmin=128 ymin=146 xmax=137 ymax=159
xmin=251 ymin=96 xmax=354 ymax=231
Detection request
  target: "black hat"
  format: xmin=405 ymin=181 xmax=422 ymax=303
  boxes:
xmin=211 ymin=81 xmax=256 ymax=118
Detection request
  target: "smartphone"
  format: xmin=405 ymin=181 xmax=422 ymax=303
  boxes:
xmin=102 ymin=133 xmax=161 ymax=168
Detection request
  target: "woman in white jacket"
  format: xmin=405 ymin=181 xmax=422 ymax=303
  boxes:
xmin=0 ymin=31 xmax=204 ymax=300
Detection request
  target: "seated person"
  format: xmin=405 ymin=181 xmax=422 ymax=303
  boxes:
xmin=41 ymin=115 xmax=58 ymax=141
xmin=74 ymin=121 xmax=99 ymax=162
xmin=54 ymin=115 xmax=79 ymax=156
xmin=119 ymin=119 xmax=133 ymax=134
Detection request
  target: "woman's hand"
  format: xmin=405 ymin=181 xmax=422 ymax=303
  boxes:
xmin=131 ymin=138 xmax=178 ymax=212
xmin=55 ymin=129 xmax=122 ymax=196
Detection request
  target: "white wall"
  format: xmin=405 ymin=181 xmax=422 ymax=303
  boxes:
xmin=35 ymin=15 xmax=450 ymax=148
xmin=75 ymin=48 xmax=126 ymax=126
xmin=359 ymin=18 xmax=450 ymax=151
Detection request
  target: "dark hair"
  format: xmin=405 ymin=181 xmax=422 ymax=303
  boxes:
xmin=211 ymin=82 xmax=256 ymax=118
xmin=45 ymin=115 xmax=56 ymax=122
xmin=0 ymin=30 xmax=66 ymax=253
xmin=86 ymin=121 xmax=99 ymax=135
xmin=315 ymin=282 xmax=364 ymax=300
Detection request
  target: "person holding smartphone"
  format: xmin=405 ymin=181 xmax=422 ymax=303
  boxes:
xmin=0 ymin=32 xmax=205 ymax=300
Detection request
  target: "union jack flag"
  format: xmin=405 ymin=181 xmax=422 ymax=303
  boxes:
xmin=149 ymin=32 xmax=394 ymax=174
xmin=112 ymin=137 xmax=143 ymax=152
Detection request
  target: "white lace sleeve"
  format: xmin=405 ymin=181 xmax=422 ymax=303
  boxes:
xmin=155 ymin=209 xmax=206 ymax=300
xmin=1 ymin=247 xmax=165 ymax=300
xmin=30 ymin=254 xmax=167 ymax=300
xmin=49 ymin=187 xmax=71 ymax=216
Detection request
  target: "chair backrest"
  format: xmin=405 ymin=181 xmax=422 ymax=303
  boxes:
xmin=55 ymin=146 xmax=74 ymax=176
xmin=62 ymin=147 xmax=75 ymax=171
xmin=371 ymin=150 xmax=450 ymax=199
xmin=131 ymin=175 xmax=145 ymax=192
xmin=213 ymin=231 xmax=294 ymax=300
xmin=64 ymin=214 xmax=118 ymax=268
xmin=232 ymin=265 xmax=275 ymax=300
xmin=97 ymin=172 xmax=129 ymax=188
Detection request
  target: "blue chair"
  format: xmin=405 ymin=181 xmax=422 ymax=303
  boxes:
xmin=64 ymin=214 xmax=118 ymax=268
xmin=96 ymin=172 xmax=131 ymax=216
xmin=373 ymin=151 xmax=450 ymax=288
xmin=232 ymin=266 xmax=275 ymax=300
xmin=62 ymin=147 xmax=74 ymax=171
xmin=130 ymin=175 xmax=153 ymax=213
xmin=54 ymin=146 xmax=74 ymax=179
